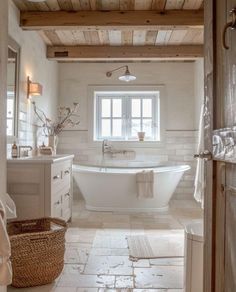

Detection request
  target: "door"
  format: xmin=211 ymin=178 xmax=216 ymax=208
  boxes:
xmin=205 ymin=0 xmax=236 ymax=291
xmin=0 ymin=0 xmax=8 ymax=292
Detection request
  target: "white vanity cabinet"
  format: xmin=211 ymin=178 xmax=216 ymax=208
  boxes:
xmin=7 ymin=155 xmax=74 ymax=221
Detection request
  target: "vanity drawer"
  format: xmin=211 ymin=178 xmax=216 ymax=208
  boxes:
xmin=52 ymin=193 xmax=62 ymax=219
xmin=51 ymin=161 xmax=71 ymax=194
xmin=62 ymin=190 xmax=72 ymax=221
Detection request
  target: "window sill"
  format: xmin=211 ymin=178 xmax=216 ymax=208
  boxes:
xmin=91 ymin=140 xmax=165 ymax=148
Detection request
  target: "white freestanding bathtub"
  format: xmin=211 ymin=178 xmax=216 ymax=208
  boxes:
xmin=73 ymin=162 xmax=190 ymax=212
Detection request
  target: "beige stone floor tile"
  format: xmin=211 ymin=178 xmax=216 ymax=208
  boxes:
xmin=66 ymin=228 xmax=97 ymax=243
xmin=64 ymin=246 xmax=90 ymax=264
xmin=57 ymin=274 xmax=115 ymax=288
xmin=150 ymin=258 xmax=184 ymax=266
xmin=63 ymin=264 xmax=85 ymax=274
xmin=90 ymin=248 xmax=129 ymax=256
xmin=99 ymin=290 xmax=132 ymax=292
xmin=76 ymin=289 xmax=98 ymax=292
xmin=133 ymin=290 xmax=167 ymax=292
xmin=7 ymin=283 xmax=57 ymax=292
xmin=132 ymin=260 xmax=150 ymax=268
xmin=93 ymin=235 xmax=128 ymax=249
xmin=102 ymin=223 xmax=131 ymax=229
xmin=84 ymin=255 xmax=133 ymax=275
xmin=134 ymin=266 xmax=183 ymax=289
xmin=115 ymin=276 xmax=134 ymax=288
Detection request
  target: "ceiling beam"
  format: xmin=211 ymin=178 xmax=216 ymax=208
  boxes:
xmin=47 ymin=45 xmax=204 ymax=61
xmin=20 ymin=10 xmax=204 ymax=31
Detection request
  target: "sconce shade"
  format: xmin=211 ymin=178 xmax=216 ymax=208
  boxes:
xmin=27 ymin=76 xmax=43 ymax=98
xmin=119 ymin=67 xmax=136 ymax=82
xmin=29 ymin=82 xmax=42 ymax=95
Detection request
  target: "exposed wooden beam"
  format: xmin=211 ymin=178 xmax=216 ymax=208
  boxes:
xmin=20 ymin=10 xmax=203 ymax=31
xmin=47 ymin=45 xmax=204 ymax=61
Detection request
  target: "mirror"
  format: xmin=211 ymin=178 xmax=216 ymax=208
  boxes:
xmin=7 ymin=38 xmax=20 ymax=138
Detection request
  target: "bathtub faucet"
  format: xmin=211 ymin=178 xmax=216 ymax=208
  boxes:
xmin=102 ymin=139 xmax=112 ymax=155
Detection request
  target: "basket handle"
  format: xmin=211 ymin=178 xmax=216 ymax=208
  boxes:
xmin=21 ymin=222 xmax=38 ymax=227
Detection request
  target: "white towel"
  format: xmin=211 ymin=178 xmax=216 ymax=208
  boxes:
xmin=194 ymin=104 xmax=205 ymax=208
xmin=136 ymin=170 xmax=154 ymax=198
xmin=4 ymin=193 xmax=17 ymax=220
xmin=0 ymin=199 xmax=12 ymax=286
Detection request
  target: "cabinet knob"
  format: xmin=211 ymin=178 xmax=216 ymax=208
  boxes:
xmin=64 ymin=170 xmax=70 ymax=175
xmin=53 ymin=174 xmax=60 ymax=180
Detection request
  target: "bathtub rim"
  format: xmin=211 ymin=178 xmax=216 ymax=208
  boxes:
xmin=72 ymin=164 xmax=191 ymax=174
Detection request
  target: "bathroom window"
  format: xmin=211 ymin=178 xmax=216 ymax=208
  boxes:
xmin=94 ymin=91 xmax=160 ymax=141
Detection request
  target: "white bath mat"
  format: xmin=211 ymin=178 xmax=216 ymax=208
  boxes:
xmin=127 ymin=233 xmax=184 ymax=261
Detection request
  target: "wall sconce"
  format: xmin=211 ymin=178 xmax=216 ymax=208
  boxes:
xmin=27 ymin=76 xmax=43 ymax=99
xmin=106 ymin=65 xmax=136 ymax=82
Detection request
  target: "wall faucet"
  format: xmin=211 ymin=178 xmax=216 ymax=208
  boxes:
xmin=102 ymin=140 xmax=112 ymax=155
xmin=19 ymin=145 xmax=33 ymax=157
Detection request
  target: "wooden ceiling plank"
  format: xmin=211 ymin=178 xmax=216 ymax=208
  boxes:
xmin=155 ymin=30 xmax=172 ymax=45
xmin=20 ymin=10 xmax=204 ymax=30
xmin=55 ymin=30 xmax=75 ymax=45
xmin=34 ymin=2 xmax=50 ymax=11
xmin=168 ymin=29 xmax=188 ymax=44
xmin=46 ymin=0 xmax=61 ymax=11
xmin=47 ymin=44 xmax=204 ymax=60
xmin=101 ymin=0 xmax=120 ymax=10
xmin=71 ymin=30 xmax=87 ymax=44
xmin=121 ymin=30 xmax=133 ymax=45
xmin=57 ymin=0 xmax=73 ymax=11
xmin=182 ymin=28 xmax=203 ymax=44
xmin=133 ymin=30 xmax=146 ymax=45
xmin=21 ymin=0 xmax=38 ymax=11
xmin=44 ymin=30 xmax=63 ymax=45
xmin=38 ymin=31 xmax=53 ymax=45
xmin=145 ymin=30 xmax=158 ymax=45
xmin=70 ymin=0 xmax=82 ymax=10
xmin=12 ymin=0 xmax=29 ymax=11
xmin=89 ymin=0 xmax=97 ymax=10
xmin=98 ymin=30 xmax=110 ymax=45
xmin=183 ymin=0 xmax=203 ymax=9
xmin=108 ymin=30 xmax=122 ymax=45
xmin=79 ymin=0 xmax=91 ymax=10
xmin=134 ymin=0 xmax=152 ymax=10
xmin=84 ymin=31 xmax=100 ymax=44
xmin=151 ymin=0 xmax=166 ymax=10
xmin=120 ymin=0 xmax=135 ymax=10
xmin=165 ymin=0 xmax=185 ymax=9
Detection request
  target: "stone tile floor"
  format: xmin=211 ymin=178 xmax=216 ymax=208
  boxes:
xmin=8 ymin=199 xmax=203 ymax=292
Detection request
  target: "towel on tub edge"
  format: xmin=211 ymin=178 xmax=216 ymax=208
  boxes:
xmin=136 ymin=170 xmax=154 ymax=198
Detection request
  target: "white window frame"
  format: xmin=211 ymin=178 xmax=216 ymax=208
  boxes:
xmin=88 ymin=86 xmax=166 ymax=144
xmin=95 ymin=92 xmax=159 ymax=141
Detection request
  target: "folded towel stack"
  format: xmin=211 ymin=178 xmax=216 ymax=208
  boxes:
xmin=136 ymin=170 xmax=154 ymax=198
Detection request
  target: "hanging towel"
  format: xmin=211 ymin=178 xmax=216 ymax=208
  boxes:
xmin=4 ymin=193 xmax=17 ymax=219
xmin=194 ymin=104 xmax=205 ymax=208
xmin=0 ymin=199 xmax=12 ymax=286
xmin=136 ymin=170 xmax=154 ymax=198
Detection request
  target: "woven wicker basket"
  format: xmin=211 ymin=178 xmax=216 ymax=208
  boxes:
xmin=7 ymin=217 xmax=67 ymax=288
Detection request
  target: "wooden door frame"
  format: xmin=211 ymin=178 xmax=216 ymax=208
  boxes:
xmin=0 ymin=0 xmax=8 ymax=291
xmin=203 ymin=0 xmax=225 ymax=291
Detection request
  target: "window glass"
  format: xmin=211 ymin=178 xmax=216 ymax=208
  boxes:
xmin=131 ymin=99 xmax=141 ymax=117
xmin=101 ymin=119 xmax=111 ymax=137
xmin=112 ymin=119 xmax=122 ymax=137
xmin=102 ymin=99 xmax=111 ymax=117
xmin=113 ymin=99 xmax=122 ymax=117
